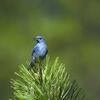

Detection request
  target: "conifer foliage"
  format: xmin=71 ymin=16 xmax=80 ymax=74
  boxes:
xmin=11 ymin=57 xmax=85 ymax=100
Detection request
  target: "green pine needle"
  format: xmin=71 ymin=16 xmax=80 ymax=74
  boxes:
xmin=10 ymin=57 xmax=85 ymax=100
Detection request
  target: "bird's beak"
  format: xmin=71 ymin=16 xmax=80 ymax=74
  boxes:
xmin=33 ymin=37 xmax=37 ymax=41
xmin=33 ymin=37 xmax=39 ymax=43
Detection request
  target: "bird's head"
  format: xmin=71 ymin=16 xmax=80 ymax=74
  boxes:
xmin=33 ymin=36 xmax=45 ymax=43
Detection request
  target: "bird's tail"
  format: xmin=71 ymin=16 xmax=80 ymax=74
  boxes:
xmin=28 ymin=61 xmax=35 ymax=70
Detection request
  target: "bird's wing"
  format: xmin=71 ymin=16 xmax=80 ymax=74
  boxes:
xmin=32 ymin=45 xmax=39 ymax=56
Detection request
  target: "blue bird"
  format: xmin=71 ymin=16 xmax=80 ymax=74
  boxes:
xmin=29 ymin=35 xmax=48 ymax=69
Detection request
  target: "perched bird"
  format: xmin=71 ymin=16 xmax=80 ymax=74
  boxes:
xmin=29 ymin=35 xmax=48 ymax=69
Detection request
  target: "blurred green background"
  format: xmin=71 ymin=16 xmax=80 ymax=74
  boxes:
xmin=0 ymin=0 xmax=100 ymax=100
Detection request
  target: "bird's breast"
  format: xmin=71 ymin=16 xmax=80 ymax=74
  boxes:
xmin=37 ymin=43 xmax=47 ymax=55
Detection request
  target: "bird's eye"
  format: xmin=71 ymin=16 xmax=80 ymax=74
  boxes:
xmin=39 ymin=38 xmax=42 ymax=40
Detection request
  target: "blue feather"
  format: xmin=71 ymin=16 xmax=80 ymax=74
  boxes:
xmin=29 ymin=36 xmax=48 ymax=68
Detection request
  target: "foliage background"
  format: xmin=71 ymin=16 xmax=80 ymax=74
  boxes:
xmin=0 ymin=0 xmax=100 ymax=100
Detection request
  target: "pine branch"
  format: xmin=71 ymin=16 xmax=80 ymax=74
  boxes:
xmin=10 ymin=57 xmax=85 ymax=100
